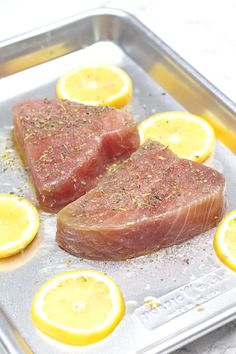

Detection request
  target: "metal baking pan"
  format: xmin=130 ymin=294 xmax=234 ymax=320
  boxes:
xmin=0 ymin=8 xmax=236 ymax=354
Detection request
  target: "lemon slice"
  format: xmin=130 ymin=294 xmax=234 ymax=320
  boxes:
xmin=138 ymin=111 xmax=215 ymax=162
xmin=0 ymin=194 xmax=39 ymax=259
xmin=31 ymin=270 xmax=125 ymax=345
xmin=56 ymin=64 xmax=132 ymax=108
xmin=214 ymin=210 xmax=236 ymax=271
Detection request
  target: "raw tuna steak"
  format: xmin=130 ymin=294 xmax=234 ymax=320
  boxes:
xmin=57 ymin=141 xmax=226 ymax=260
xmin=13 ymin=99 xmax=139 ymax=212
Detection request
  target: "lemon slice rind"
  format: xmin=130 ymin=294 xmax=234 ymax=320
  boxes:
xmin=31 ymin=270 xmax=125 ymax=345
xmin=56 ymin=64 xmax=132 ymax=108
xmin=0 ymin=194 xmax=39 ymax=258
xmin=138 ymin=111 xmax=215 ymax=163
xmin=214 ymin=210 xmax=236 ymax=270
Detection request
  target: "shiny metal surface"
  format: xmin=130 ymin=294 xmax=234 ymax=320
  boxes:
xmin=0 ymin=309 xmax=32 ymax=354
xmin=0 ymin=9 xmax=236 ymax=354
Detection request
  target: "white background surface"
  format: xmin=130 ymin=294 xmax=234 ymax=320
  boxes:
xmin=1 ymin=0 xmax=236 ymax=353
